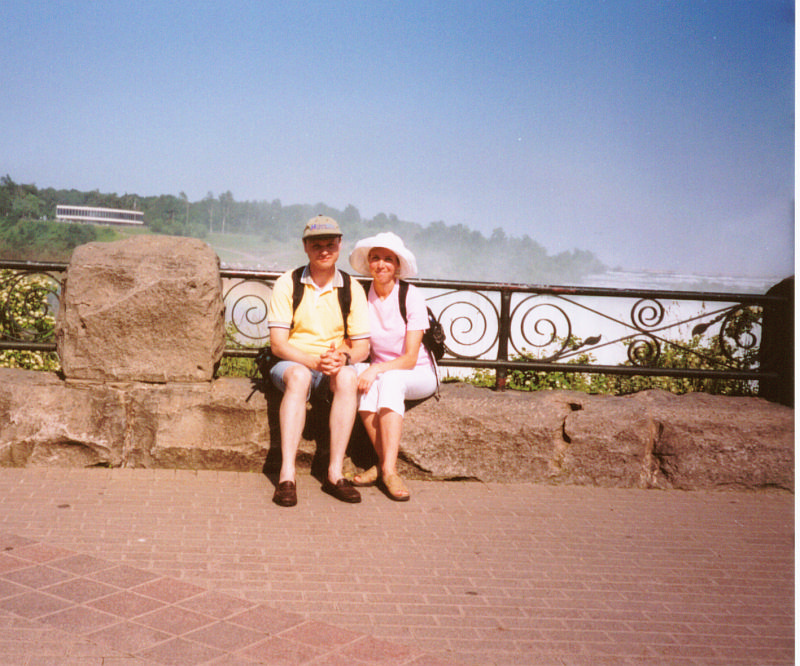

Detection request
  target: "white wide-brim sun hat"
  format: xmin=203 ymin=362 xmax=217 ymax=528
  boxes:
xmin=349 ymin=231 xmax=418 ymax=279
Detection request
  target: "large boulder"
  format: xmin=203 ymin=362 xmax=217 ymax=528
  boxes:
xmin=55 ymin=236 xmax=225 ymax=383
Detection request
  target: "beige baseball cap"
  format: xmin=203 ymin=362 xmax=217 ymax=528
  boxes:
xmin=302 ymin=215 xmax=342 ymax=239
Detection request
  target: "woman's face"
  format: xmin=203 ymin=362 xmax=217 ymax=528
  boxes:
xmin=367 ymin=247 xmax=399 ymax=283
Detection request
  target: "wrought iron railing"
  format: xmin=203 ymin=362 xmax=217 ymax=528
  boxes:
xmin=1 ymin=261 xmax=790 ymax=394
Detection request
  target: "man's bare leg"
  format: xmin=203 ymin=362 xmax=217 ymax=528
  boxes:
xmin=278 ymin=365 xmax=312 ymax=484
xmin=327 ymin=366 xmax=358 ymax=483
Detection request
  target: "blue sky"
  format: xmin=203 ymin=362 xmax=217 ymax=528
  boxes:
xmin=1 ymin=0 xmax=794 ymax=277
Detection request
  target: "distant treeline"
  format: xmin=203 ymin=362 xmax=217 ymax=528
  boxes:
xmin=0 ymin=174 xmax=606 ymax=282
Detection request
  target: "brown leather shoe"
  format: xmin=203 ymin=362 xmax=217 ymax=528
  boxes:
xmin=322 ymin=478 xmax=361 ymax=503
xmin=273 ymin=480 xmax=297 ymax=507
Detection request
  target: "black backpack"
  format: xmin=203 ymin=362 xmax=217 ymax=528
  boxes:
xmin=256 ymin=266 xmax=352 ymax=377
xmin=397 ymin=279 xmax=446 ymax=362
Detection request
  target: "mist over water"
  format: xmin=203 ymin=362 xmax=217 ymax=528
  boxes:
xmin=579 ymin=271 xmax=785 ymax=295
xmin=212 ymin=236 xmax=787 ymax=297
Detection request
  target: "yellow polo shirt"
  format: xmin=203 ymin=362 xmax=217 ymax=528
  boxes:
xmin=268 ymin=267 xmax=370 ymax=356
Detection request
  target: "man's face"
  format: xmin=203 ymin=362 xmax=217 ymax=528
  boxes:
xmin=304 ymin=235 xmax=341 ymax=270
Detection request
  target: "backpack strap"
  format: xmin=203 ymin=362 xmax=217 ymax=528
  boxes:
xmin=289 ymin=266 xmax=306 ymax=329
xmin=291 ymin=266 xmax=305 ymax=314
xmin=398 ymin=279 xmax=409 ymax=324
xmin=338 ymin=270 xmax=352 ymax=340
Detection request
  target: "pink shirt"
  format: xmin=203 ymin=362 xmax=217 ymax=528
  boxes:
xmin=367 ymin=281 xmax=432 ymax=369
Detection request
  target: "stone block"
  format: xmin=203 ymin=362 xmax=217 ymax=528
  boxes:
xmin=55 ymin=236 xmax=225 ymax=382
xmin=0 ymin=368 xmax=126 ymax=467
xmin=560 ymin=393 xmax=664 ymax=488
xmin=124 ymin=379 xmax=272 ymax=470
xmin=399 ymin=383 xmax=570 ymax=481
xmin=640 ymin=389 xmax=795 ymax=489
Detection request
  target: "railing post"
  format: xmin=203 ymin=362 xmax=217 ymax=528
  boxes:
xmin=495 ymin=288 xmax=512 ymax=390
xmin=758 ymin=276 xmax=794 ymax=407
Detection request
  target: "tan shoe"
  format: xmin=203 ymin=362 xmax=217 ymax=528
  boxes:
xmin=382 ymin=473 xmax=410 ymax=502
xmin=352 ymin=465 xmax=379 ymax=487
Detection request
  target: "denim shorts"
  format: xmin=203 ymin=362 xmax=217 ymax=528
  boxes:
xmin=269 ymin=360 xmax=330 ymax=401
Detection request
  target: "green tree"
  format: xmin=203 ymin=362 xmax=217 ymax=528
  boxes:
xmin=179 ymin=191 xmax=190 ymax=227
xmin=0 ymin=175 xmax=17 ymax=217
xmin=12 ymin=193 xmax=44 ymax=220
xmin=219 ymin=191 xmax=234 ymax=234
xmin=204 ymin=192 xmax=216 ymax=233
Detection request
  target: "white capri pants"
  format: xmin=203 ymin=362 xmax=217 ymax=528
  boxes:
xmin=354 ymin=363 xmax=438 ymax=416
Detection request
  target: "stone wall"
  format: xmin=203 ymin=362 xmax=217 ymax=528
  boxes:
xmin=0 ymin=369 xmax=793 ymax=490
xmin=0 ymin=236 xmax=793 ymax=491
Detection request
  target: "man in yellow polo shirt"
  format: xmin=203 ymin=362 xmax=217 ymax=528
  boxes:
xmin=267 ymin=215 xmax=371 ymax=506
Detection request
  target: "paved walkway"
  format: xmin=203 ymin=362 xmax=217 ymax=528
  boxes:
xmin=0 ymin=468 xmax=792 ymax=665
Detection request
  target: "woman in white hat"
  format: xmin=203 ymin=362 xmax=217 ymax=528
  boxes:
xmin=348 ymin=232 xmax=438 ymax=501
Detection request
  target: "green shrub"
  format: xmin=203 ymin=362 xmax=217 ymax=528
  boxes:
xmin=0 ymin=349 xmax=60 ymax=372
xmin=217 ymin=355 xmax=257 ymax=378
xmin=0 ymin=218 xmax=123 ymax=261
xmin=0 ymin=269 xmax=61 ymax=372
xmin=468 ymin=320 xmax=759 ymax=397
xmin=215 ymin=320 xmax=261 ymax=378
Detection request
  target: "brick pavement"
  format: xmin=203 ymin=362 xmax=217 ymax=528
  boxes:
xmin=0 ymin=467 xmax=792 ymax=665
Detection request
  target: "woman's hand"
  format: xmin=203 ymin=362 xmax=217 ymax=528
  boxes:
xmin=357 ymin=365 xmax=381 ymax=392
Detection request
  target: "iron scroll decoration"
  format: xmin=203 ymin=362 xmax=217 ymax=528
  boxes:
xmin=430 ymin=290 xmax=498 ymax=359
xmin=624 ymin=299 xmax=762 ymax=369
xmin=626 ymin=298 xmax=666 ymax=367
xmin=222 ymin=278 xmax=273 ymax=347
xmin=507 ymin=294 xmax=603 ymax=362
xmin=510 ymin=296 xmax=573 ymax=360
xmin=716 ymin=305 xmax=762 ymax=365
xmin=631 ymin=298 xmax=666 ymax=329
xmin=626 ymin=334 xmax=661 ymax=366
xmin=217 ymin=277 xmax=763 ymax=373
